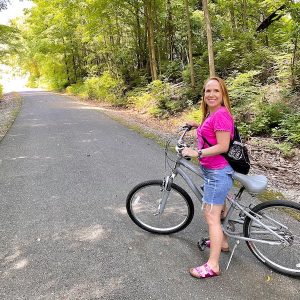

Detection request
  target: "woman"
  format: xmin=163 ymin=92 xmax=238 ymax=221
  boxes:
xmin=182 ymin=76 xmax=234 ymax=279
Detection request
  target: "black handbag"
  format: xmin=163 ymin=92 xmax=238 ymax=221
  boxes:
xmin=202 ymin=125 xmax=250 ymax=175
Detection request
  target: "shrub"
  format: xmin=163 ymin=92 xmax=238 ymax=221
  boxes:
xmin=272 ymin=113 xmax=300 ymax=145
xmin=66 ymin=82 xmax=88 ymax=99
xmin=0 ymin=84 xmax=3 ymax=98
xmin=226 ymin=71 xmax=262 ymax=107
xmin=250 ymin=101 xmax=291 ymax=135
xmin=160 ymin=60 xmax=183 ymax=82
xmin=84 ymin=71 xmax=126 ymax=106
xmin=127 ymin=80 xmax=196 ymax=118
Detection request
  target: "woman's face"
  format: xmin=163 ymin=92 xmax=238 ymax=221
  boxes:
xmin=204 ymin=79 xmax=223 ymax=112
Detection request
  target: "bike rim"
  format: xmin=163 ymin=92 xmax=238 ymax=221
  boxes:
xmin=129 ymin=183 xmax=191 ymax=233
xmin=247 ymin=205 xmax=300 ymax=275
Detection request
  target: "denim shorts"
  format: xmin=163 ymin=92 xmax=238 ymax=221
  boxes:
xmin=201 ymin=165 xmax=234 ymax=206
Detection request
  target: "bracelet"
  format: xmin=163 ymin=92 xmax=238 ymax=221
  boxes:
xmin=197 ymin=149 xmax=202 ymax=159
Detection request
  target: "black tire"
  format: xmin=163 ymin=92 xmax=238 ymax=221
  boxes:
xmin=243 ymin=200 xmax=300 ymax=277
xmin=126 ymin=180 xmax=194 ymax=234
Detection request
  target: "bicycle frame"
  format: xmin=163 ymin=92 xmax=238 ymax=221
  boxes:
xmin=162 ymin=156 xmax=288 ymax=246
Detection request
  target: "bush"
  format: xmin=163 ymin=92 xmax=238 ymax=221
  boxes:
xmin=126 ymin=80 xmax=196 ymax=118
xmin=66 ymin=82 xmax=88 ymax=98
xmin=84 ymin=71 xmax=126 ymax=106
xmin=160 ymin=60 xmax=183 ymax=82
xmin=272 ymin=113 xmax=300 ymax=145
xmin=226 ymin=71 xmax=262 ymax=107
xmin=250 ymin=101 xmax=291 ymax=135
xmin=0 ymin=84 xmax=3 ymax=98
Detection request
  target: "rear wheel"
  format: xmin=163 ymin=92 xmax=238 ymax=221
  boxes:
xmin=126 ymin=180 xmax=194 ymax=234
xmin=243 ymin=200 xmax=300 ymax=277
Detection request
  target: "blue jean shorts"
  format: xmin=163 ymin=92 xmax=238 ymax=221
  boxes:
xmin=201 ymin=165 xmax=234 ymax=206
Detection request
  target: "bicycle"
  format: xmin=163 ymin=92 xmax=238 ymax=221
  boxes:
xmin=126 ymin=125 xmax=300 ymax=277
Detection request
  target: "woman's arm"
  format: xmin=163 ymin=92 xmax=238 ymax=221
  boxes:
xmin=182 ymin=131 xmax=231 ymax=158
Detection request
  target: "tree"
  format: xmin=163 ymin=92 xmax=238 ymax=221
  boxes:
xmin=184 ymin=0 xmax=195 ymax=88
xmin=144 ymin=0 xmax=158 ymax=81
xmin=202 ymin=0 xmax=215 ymax=77
xmin=0 ymin=0 xmax=10 ymax=11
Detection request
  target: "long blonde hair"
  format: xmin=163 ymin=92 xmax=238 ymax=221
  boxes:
xmin=200 ymin=76 xmax=232 ymax=123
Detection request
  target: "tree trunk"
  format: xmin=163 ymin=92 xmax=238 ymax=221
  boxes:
xmin=291 ymin=35 xmax=298 ymax=86
xmin=166 ymin=0 xmax=174 ymax=61
xmin=61 ymin=38 xmax=71 ymax=84
xmin=134 ymin=2 xmax=144 ymax=69
xmin=184 ymin=0 xmax=195 ymax=89
xmin=202 ymin=0 xmax=215 ymax=77
xmin=229 ymin=0 xmax=237 ymax=33
xmin=242 ymin=0 xmax=248 ymax=30
xmin=144 ymin=0 xmax=157 ymax=81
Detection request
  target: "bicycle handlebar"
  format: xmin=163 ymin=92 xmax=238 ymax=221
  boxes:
xmin=175 ymin=125 xmax=193 ymax=158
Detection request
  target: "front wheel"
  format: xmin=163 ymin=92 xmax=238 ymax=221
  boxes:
xmin=243 ymin=200 xmax=300 ymax=277
xmin=126 ymin=180 xmax=194 ymax=234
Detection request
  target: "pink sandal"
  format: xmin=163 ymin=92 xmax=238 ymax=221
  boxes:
xmin=189 ymin=263 xmax=220 ymax=279
xmin=205 ymin=240 xmax=229 ymax=252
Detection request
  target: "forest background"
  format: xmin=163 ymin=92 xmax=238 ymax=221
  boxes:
xmin=0 ymin=0 xmax=299 ymax=157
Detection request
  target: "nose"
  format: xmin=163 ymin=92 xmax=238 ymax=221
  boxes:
xmin=208 ymin=90 xmax=215 ymax=97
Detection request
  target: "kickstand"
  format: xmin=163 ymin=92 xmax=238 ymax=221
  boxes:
xmin=226 ymin=240 xmax=240 ymax=271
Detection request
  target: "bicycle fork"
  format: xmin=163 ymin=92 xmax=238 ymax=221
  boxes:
xmin=156 ymin=173 xmax=176 ymax=215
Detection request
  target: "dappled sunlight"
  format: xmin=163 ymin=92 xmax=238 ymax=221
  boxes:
xmin=13 ymin=258 xmax=29 ymax=270
xmin=80 ymin=138 xmax=99 ymax=143
xmin=73 ymin=224 xmax=108 ymax=242
xmin=72 ymin=105 xmax=106 ymax=111
xmin=1 ymin=248 xmax=29 ymax=274
xmin=55 ymin=278 xmax=124 ymax=299
xmin=114 ymin=206 xmax=127 ymax=215
xmin=2 ymin=155 xmax=55 ymax=161
xmin=3 ymin=249 xmax=21 ymax=262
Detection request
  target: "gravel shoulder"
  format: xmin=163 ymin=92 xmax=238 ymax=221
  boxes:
xmin=0 ymin=92 xmax=22 ymax=142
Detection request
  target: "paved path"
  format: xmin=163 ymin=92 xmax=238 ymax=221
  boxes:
xmin=0 ymin=91 xmax=299 ymax=299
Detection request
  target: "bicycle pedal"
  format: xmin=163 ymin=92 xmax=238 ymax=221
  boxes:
xmin=197 ymin=237 xmax=209 ymax=251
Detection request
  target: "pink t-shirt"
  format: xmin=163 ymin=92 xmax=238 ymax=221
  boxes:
xmin=197 ymin=106 xmax=234 ymax=169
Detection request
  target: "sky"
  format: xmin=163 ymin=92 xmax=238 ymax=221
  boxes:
xmin=0 ymin=0 xmax=34 ymax=25
xmin=0 ymin=1 xmax=36 ymax=92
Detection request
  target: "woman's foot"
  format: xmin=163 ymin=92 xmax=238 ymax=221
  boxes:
xmin=189 ymin=263 xmax=220 ymax=279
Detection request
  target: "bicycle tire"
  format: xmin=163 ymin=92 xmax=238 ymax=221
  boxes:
xmin=126 ymin=180 xmax=194 ymax=234
xmin=243 ymin=200 xmax=300 ymax=277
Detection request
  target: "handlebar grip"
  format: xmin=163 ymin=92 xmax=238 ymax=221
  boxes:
xmin=183 ymin=124 xmax=192 ymax=131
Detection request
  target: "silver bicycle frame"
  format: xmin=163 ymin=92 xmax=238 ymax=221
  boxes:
xmin=162 ymin=156 xmax=288 ymax=246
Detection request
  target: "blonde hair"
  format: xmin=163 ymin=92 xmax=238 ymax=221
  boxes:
xmin=200 ymin=76 xmax=232 ymax=123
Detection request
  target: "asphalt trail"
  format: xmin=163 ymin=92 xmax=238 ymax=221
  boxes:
xmin=0 ymin=91 xmax=298 ymax=299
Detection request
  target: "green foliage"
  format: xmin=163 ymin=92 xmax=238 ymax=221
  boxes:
xmin=226 ymin=71 xmax=262 ymax=107
xmin=84 ymin=71 xmax=125 ymax=104
xmin=160 ymin=60 xmax=183 ymax=82
xmin=272 ymin=113 xmax=300 ymax=146
xmin=4 ymin=0 xmax=298 ymax=153
xmin=65 ymin=82 xmax=88 ymax=98
xmin=126 ymin=80 xmax=199 ymax=118
xmin=271 ymin=142 xmax=296 ymax=158
xmin=66 ymin=72 xmax=126 ymax=106
xmin=250 ymin=101 xmax=291 ymax=135
xmin=184 ymin=107 xmax=201 ymax=124
xmin=0 ymin=83 xmax=3 ymax=97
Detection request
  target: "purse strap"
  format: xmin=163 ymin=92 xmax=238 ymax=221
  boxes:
xmin=201 ymin=125 xmax=238 ymax=157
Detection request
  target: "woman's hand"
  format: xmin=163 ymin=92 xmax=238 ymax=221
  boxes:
xmin=182 ymin=147 xmax=198 ymax=158
xmin=186 ymin=121 xmax=199 ymax=128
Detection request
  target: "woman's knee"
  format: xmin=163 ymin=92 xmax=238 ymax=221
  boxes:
xmin=204 ymin=205 xmax=223 ymax=225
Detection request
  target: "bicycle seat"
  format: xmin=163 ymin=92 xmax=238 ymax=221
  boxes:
xmin=232 ymin=172 xmax=268 ymax=194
